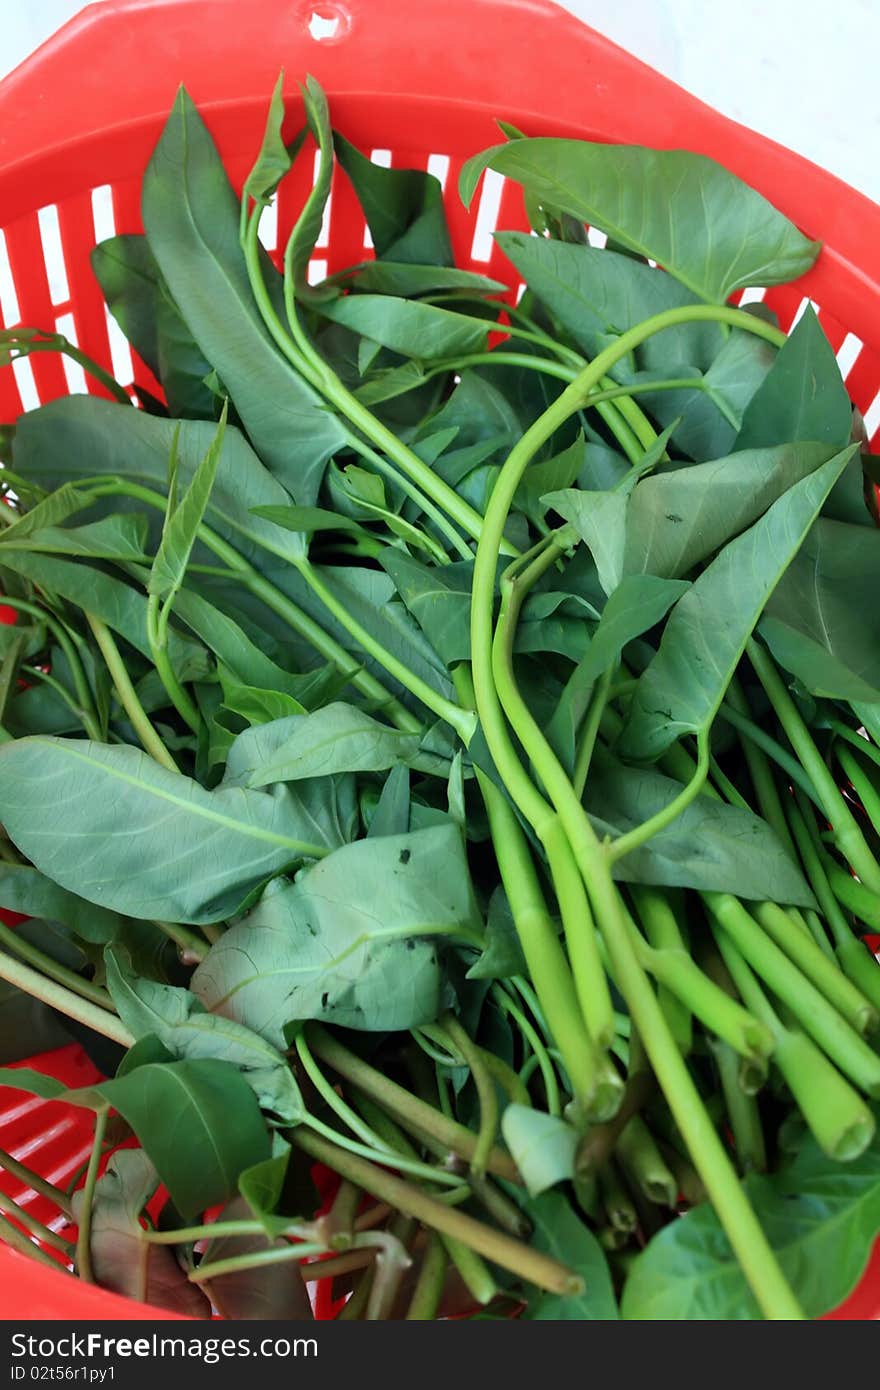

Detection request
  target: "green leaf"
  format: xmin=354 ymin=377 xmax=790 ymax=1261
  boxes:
xmin=105 ymin=947 xmax=304 ymax=1124
xmin=502 ymin=1106 xmax=578 ymax=1197
xmin=70 ymin=1150 xmax=211 ymax=1317
xmin=513 ymin=435 xmax=584 ymax=528
xmin=220 ymin=677 xmax=306 ymax=726
xmin=172 ymin=586 xmax=315 ymax=700
xmin=0 ymin=1058 xmax=271 ymax=1221
xmin=334 ymin=134 xmax=453 ymax=266
xmin=0 ymin=737 xmax=343 ymax=924
xmin=545 ymin=574 xmax=688 ymax=772
xmin=251 ymin=503 xmax=368 ymax=537
xmin=142 ymin=87 xmax=345 ymax=502
xmin=245 ymin=702 xmax=420 ymax=784
xmin=242 ymin=72 xmax=293 ymax=210
xmin=12 ymin=397 xmax=307 ymax=571
xmin=466 ymin=886 xmax=526 ymax=981
xmin=381 ymin=551 xmax=595 ymax=666
xmin=286 ymin=76 xmax=333 ymax=289
xmin=0 ymin=864 xmax=123 ymax=944
xmin=618 ymin=446 xmax=856 ymax=760
xmin=463 ymin=141 xmax=819 ymax=303
xmin=317 ymin=294 xmax=489 ymax=361
xmin=496 ymin=233 xmax=722 ymax=368
xmin=759 ymin=518 xmax=880 ymax=702
xmin=90 ymin=234 xmax=216 ymax=419
xmin=623 ymin=441 xmax=843 ymax=580
xmin=737 ymin=307 xmax=852 ymax=450
xmin=0 ymin=481 xmax=102 ymax=541
xmin=519 ymin=1193 xmax=618 ymax=1319
xmin=0 ymin=551 xmax=207 ymax=682
xmin=366 ymin=764 xmax=411 ymax=839
xmin=621 ymin=1134 xmax=880 ymax=1319
xmin=221 ymin=719 xmax=359 ymax=845
xmin=586 ymin=754 xmax=815 ymax=904
xmin=346 ymin=261 xmax=505 ymax=296
xmin=2 ymin=515 xmax=150 ymax=562
xmin=543 ymin=490 xmax=629 ymax=597
xmin=191 ymin=825 xmax=476 ymax=1040
xmin=149 ymin=404 xmax=227 ymax=605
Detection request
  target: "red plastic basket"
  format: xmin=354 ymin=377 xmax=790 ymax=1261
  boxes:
xmin=1 ymin=0 xmax=880 ymax=1320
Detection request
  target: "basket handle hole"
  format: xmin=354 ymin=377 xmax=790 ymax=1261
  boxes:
xmin=306 ymin=4 xmax=350 ymax=42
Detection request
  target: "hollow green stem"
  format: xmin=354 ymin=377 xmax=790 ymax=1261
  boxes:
xmin=0 ymin=1207 xmax=72 ymax=1272
xmin=491 ymin=985 xmax=562 ymax=1116
xmin=825 ymin=861 xmax=880 ymax=931
xmin=629 ymin=886 xmax=692 ymax=1053
xmin=0 ymin=1190 xmax=73 ymax=1255
xmin=572 ymin=669 xmax=613 ymax=800
xmin=787 ymin=790 xmax=880 ymax=1012
xmin=751 ymin=899 xmax=877 ymax=1035
xmin=472 ymin=302 xmax=803 ymax=1320
xmin=75 ymin=1108 xmax=107 ymax=1284
xmin=0 ymin=947 xmax=133 ymax=1047
xmin=0 ymin=1147 xmax=73 ymax=1217
xmin=294 ymin=558 xmax=474 ymax=741
xmin=747 ymin=640 xmax=880 ymax=893
xmin=293 ymin=1128 xmax=580 ymax=1296
xmin=405 ymin=1232 xmax=447 ymax=1320
xmin=706 ymin=892 xmax=880 ymax=1096
xmin=243 ymin=214 xmax=503 ymax=555
xmin=615 ymin=1115 xmax=677 ymax=1207
xmin=836 ymin=742 xmax=880 ymax=834
xmin=145 ymin=593 xmax=201 ymax=735
xmin=0 ymin=919 xmax=113 ymax=1012
xmin=713 ymin=930 xmax=874 ymax=1161
xmin=300 ymin=1115 xmax=463 ymax=1190
xmin=718 ymin=701 xmax=821 ymax=810
xmin=190 ymin=1242 xmax=326 ymax=1284
xmin=608 ymin=732 xmax=710 ymax=863
xmin=711 ymin=1040 xmax=767 ymax=1174
xmin=306 ymin=1025 xmax=519 ymax=1184
xmin=441 ymin=1234 xmax=498 ymax=1306
xmin=438 ymin=1014 xmax=499 ymax=1179
xmin=84 ymin=614 xmax=177 ymax=772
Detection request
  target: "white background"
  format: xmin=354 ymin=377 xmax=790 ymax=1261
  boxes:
xmin=3 ymin=0 xmax=880 ymax=203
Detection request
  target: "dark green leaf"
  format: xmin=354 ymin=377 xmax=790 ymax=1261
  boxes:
xmin=242 ymin=72 xmax=293 ymax=210
xmin=519 ymin=1192 xmax=618 ymax=1319
xmin=142 ymin=87 xmax=345 ymax=502
xmin=346 ymin=261 xmax=504 ymax=296
xmin=90 ymin=235 xmax=216 ymax=419
xmin=12 ymin=397 xmax=307 ymax=570
xmin=334 ymin=134 xmax=452 ymax=266
xmin=317 ymin=294 xmax=489 ymax=361
xmin=246 ymin=702 xmax=420 ymax=784
xmin=3 ymin=515 xmax=150 ymax=562
xmin=0 ymin=551 xmax=207 ymax=683
xmin=173 ymin=586 xmax=316 ymax=700
xmin=192 ymin=825 xmax=476 ymax=1039
xmin=466 ymin=886 xmax=526 ymax=981
xmin=587 ymin=755 xmax=815 ymax=904
xmin=760 ymin=518 xmax=880 ymax=702
xmin=0 ymin=1058 xmax=271 ymax=1221
xmin=619 ymin=447 xmax=855 ymax=759
xmin=149 ymin=404 xmax=227 ymax=604
xmin=464 ymin=142 xmax=819 ymax=303
xmin=366 ymin=764 xmax=411 ymax=839
xmin=623 ymin=441 xmax=843 ymax=580
xmin=287 ymin=77 xmax=333 ymax=289
xmin=621 ymin=1134 xmax=880 ymax=1318
xmin=736 ymin=307 xmax=851 ymax=450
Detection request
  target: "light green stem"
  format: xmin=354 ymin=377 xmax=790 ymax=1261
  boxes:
xmin=0 ymin=947 xmax=133 ymax=1047
xmin=471 ymin=300 xmax=803 ymax=1321
xmin=75 ymin=1108 xmax=107 ymax=1284
xmin=0 ymin=919 xmax=113 ymax=1011
xmin=747 ymin=639 xmax=880 ymax=893
xmin=608 ymin=732 xmax=710 ymax=863
xmin=84 ymin=614 xmax=177 ymax=772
